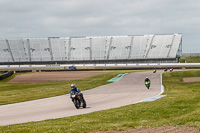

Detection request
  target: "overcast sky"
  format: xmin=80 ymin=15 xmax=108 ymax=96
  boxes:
xmin=0 ymin=0 xmax=199 ymax=53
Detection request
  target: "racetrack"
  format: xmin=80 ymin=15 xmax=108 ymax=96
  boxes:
xmin=0 ymin=71 xmax=162 ymax=126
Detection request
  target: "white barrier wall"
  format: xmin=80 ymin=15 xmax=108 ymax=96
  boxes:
xmin=0 ymin=63 xmax=199 ymax=69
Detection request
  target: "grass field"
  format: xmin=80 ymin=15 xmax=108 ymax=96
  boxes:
xmin=0 ymin=70 xmax=200 ymax=133
xmin=179 ymin=57 xmax=200 ymax=63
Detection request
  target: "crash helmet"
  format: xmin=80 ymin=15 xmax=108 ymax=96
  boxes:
xmin=146 ymin=77 xmax=148 ymax=79
xmin=71 ymin=84 xmax=75 ymax=88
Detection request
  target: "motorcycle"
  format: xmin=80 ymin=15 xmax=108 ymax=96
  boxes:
xmin=145 ymin=81 xmax=150 ymax=89
xmin=71 ymin=92 xmax=86 ymax=109
xmin=153 ymin=69 xmax=156 ymax=73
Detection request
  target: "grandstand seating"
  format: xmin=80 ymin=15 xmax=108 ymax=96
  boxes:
xmin=168 ymin=34 xmax=182 ymax=58
xmin=70 ymin=37 xmax=91 ymax=60
xmin=146 ymin=35 xmax=175 ymax=58
xmin=91 ymin=37 xmax=108 ymax=60
xmin=40 ymin=38 xmax=52 ymax=61
xmin=130 ymin=35 xmax=152 ymax=59
xmin=50 ymin=38 xmax=66 ymax=61
xmin=0 ymin=34 xmax=182 ymax=63
xmin=0 ymin=40 xmax=12 ymax=62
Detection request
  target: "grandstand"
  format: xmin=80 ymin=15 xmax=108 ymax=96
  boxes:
xmin=0 ymin=34 xmax=182 ymax=64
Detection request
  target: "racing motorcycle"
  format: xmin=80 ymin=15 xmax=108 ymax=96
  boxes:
xmin=145 ymin=81 xmax=150 ymax=89
xmin=71 ymin=92 xmax=86 ymax=109
xmin=153 ymin=69 xmax=156 ymax=73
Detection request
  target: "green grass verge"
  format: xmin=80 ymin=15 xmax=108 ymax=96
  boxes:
xmin=179 ymin=57 xmax=200 ymax=63
xmin=0 ymin=70 xmax=200 ymax=133
xmin=0 ymin=71 xmax=7 ymax=75
xmin=0 ymin=70 xmax=140 ymax=105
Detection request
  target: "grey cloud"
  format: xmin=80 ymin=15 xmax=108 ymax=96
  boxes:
xmin=0 ymin=0 xmax=199 ymax=52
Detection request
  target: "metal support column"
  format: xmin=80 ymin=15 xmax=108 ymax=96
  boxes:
xmin=104 ymin=39 xmax=108 ymax=59
xmin=6 ymin=39 xmax=15 ymax=62
xmin=27 ymin=39 xmax=31 ymax=62
xmin=107 ymin=37 xmax=113 ymax=60
xmin=68 ymin=38 xmax=71 ymax=61
xmin=180 ymin=38 xmax=182 ymax=57
xmin=176 ymin=37 xmax=182 ymax=58
xmin=48 ymin=38 xmax=54 ymax=61
xmin=167 ymin=35 xmax=175 ymax=58
xmin=89 ymin=38 xmax=92 ymax=60
xmin=64 ymin=40 xmax=67 ymax=61
xmin=145 ymin=35 xmax=155 ymax=59
xmin=22 ymin=41 xmax=28 ymax=61
xmin=128 ymin=36 xmax=134 ymax=60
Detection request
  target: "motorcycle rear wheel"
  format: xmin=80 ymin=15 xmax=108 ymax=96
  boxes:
xmin=82 ymin=99 xmax=86 ymax=108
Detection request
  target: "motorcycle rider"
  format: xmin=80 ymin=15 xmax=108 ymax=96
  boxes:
xmin=70 ymin=84 xmax=84 ymax=100
xmin=144 ymin=77 xmax=150 ymax=83
xmin=144 ymin=77 xmax=150 ymax=89
xmin=153 ymin=69 xmax=156 ymax=73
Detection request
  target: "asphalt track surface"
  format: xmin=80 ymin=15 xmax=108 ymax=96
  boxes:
xmin=0 ymin=71 xmax=162 ymax=126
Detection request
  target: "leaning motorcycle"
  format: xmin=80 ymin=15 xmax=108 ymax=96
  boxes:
xmin=145 ymin=81 xmax=150 ymax=89
xmin=71 ymin=92 xmax=86 ymax=109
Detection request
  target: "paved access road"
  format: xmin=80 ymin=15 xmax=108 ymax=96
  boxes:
xmin=0 ymin=71 xmax=162 ymax=126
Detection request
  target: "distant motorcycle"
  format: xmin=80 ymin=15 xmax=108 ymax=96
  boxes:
xmin=71 ymin=92 xmax=86 ymax=109
xmin=153 ymin=69 xmax=156 ymax=73
xmin=145 ymin=81 xmax=150 ymax=89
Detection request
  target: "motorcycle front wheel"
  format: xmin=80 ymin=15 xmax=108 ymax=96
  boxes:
xmin=74 ymin=99 xmax=80 ymax=109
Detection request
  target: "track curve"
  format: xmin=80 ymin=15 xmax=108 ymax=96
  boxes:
xmin=0 ymin=71 xmax=162 ymax=126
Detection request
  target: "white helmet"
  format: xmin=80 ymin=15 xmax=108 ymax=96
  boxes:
xmin=71 ymin=84 xmax=75 ymax=88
